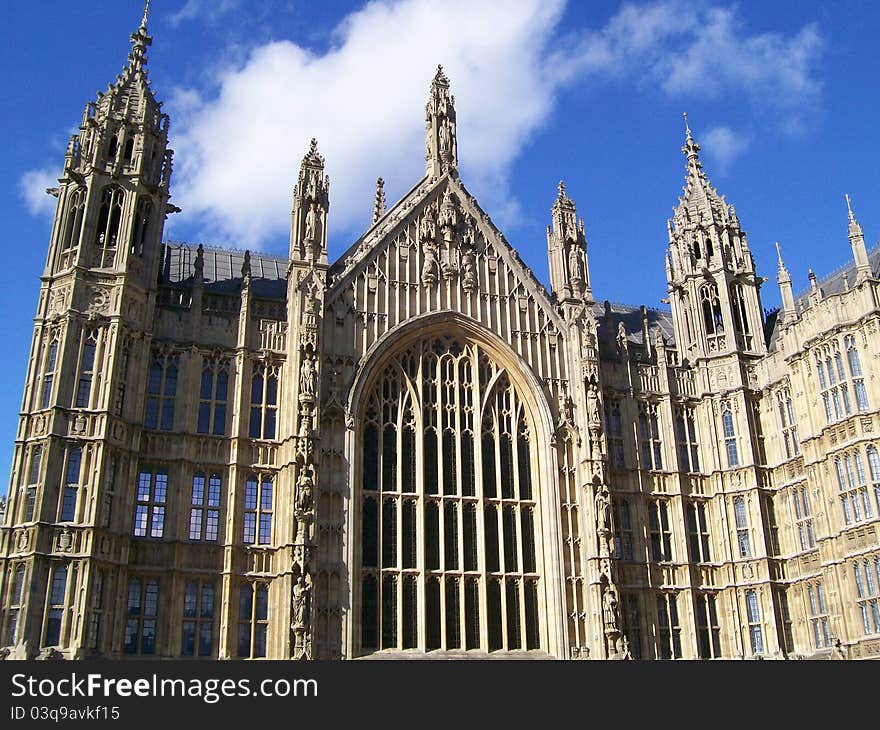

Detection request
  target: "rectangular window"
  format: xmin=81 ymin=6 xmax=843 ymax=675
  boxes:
xmin=87 ymin=570 xmax=105 ymax=651
xmin=836 ymin=452 xmax=872 ymax=526
xmin=620 ymin=593 xmax=642 ymax=659
xmin=44 ymin=563 xmax=68 ymax=646
xmin=696 ymin=593 xmax=722 ymax=658
xmin=133 ymin=468 xmax=167 ymax=539
xmin=6 ymin=566 xmax=26 ymax=645
xmin=243 ymin=475 xmax=273 ymax=545
xmin=604 ymin=397 xmax=625 ymax=469
xmin=249 ymin=364 xmax=279 ymax=440
xmin=807 ymin=582 xmax=831 ymax=649
xmin=846 ymin=335 xmax=869 ymax=412
xmin=853 ymin=558 xmax=880 ymax=636
xmin=656 ymin=592 xmax=681 ymax=659
xmin=722 ymin=407 xmax=739 ymax=467
xmin=613 ymin=499 xmax=634 ymax=561
xmin=74 ymin=329 xmax=98 ymax=408
xmin=39 ymin=339 xmax=59 ymax=410
xmin=776 ymin=387 xmax=800 ymax=459
xmin=746 ymin=589 xmax=763 ymax=655
xmin=674 ymin=406 xmax=700 ymax=472
xmin=638 ymin=402 xmax=663 ymax=470
xmin=189 ymin=473 xmax=221 ymax=542
xmin=198 ymin=359 xmax=229 ymax=436
xmin=23 ymin=444 xmax=42 ymax=522
xmin=144 ymin=352 xmax=178 ymax=431
xmin=776 ymin=587 xmax=794 ymax=654
xmin=238 ymin=584 xmax=269 ymax=658
xmin=734 ymin=496 xmax=752 ymax=558
xmin=648 ymin=499 xmax=673 ymax=562
xmin=686 ymin=501 xmax=711 ymax=563
xmin=182 ymin=581 xmax=215 ymax=657
xmin=60 ymin=446 xmax=82 ymax=522
xmin=124 ymin=578 xmax=158 ymax=654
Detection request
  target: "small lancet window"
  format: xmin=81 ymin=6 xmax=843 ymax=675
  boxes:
xmin=107 ymin=132 xmax=118 ymax=161
xmin=94 ymin=186 xmax=124 ymax=267
xmin=700 ymin=284 xmax=723 ymax=335
xmin=123 ymin=137 xmax=135 ymax=163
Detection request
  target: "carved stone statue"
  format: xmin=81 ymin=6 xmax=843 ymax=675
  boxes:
xmin=586 ymin=382 xmax=602 ymax=427
xmin=595 ymin=484 xmax=611 ymax=535
xmin=603 ymin=584 xmax=619 ymax=631
xmin=568 ymin=245 xmax=582 ymax=282
xmin=296 ymin=467 xmax=314 ymax=514
xmin=304 ymin=203 xmax=317 ymax=242
xmin=299 ymin=355 xmax=316 ymax=400
xmin=616 ymin=321 xmax=628 ymax=351
xmin=461 ymin=247 xmax=477 ymax=290
xmin=292 ymin=575 xmax=310 ymax=630
xmin=421 ymin=240 xmax=439 ymax=285
xmin=439 ymin=121 xmax=450 ymax=156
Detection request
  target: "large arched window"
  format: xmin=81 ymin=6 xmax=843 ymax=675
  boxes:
xmin=359 ymin=336 xmax=541 ymax=654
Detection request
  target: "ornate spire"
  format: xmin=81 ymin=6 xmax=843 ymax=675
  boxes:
xmin=682 ymin=112 xmax=701 ymax=169
xmin=775 ymin=242 xmax=789 ymax=280
xmin=128 ymin=0 xmax=153 ymax=74
xmin=425 ymin=65 xmax=458 ymax=178
xmin=372 ymin=177 xmax=386 ymax=224
xmin=673 ymin=114 xmax=732 ymax=230
xmin=845 ymin=193 xmax=872 ymax=282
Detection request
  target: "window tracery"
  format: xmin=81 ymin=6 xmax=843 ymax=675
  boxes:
xmin=359 ymin=336 xmax=540 ymax=654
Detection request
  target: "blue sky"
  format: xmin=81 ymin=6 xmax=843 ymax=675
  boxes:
xmin=1 ymin=0 xmax=878 ymax=488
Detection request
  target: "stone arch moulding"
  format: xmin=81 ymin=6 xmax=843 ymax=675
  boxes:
xmin=342 ymin=310 xmax=566 ymax=658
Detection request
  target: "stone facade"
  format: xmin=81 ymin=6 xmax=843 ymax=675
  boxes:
xmin=1 ymin=11 xmax=879 ymax=661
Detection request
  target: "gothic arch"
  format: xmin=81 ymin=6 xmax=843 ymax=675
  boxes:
xmin=343 ymin=312 xmax=564 ymax=657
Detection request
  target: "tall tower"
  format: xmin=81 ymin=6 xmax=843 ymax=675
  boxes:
xmin=279 ymin=138 xmax=330 ymax=658
xmin=0 ymin=5 xmax=174 ymax=658
xmin=666 ymin=116 xmax=765 ymax=361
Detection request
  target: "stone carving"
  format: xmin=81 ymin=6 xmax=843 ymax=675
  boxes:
xmin=305 ymin=202 xmax=317 ymax=242
xmin=568 ymin=245 xmax=582 ymax=283
xmin=617 ymin=321 xmax=628 ymax=352
xmin=296 ymin=465 xmax=315 ymax=515
xmin=291 ymin=574 xmax=312 ymax=660
xmin=602 ymin=584 xmax=619 ymax=632
xmin=586 ymin=381 xmax=602 ymax=428
xmin=595 ymin=483 xmax=611 ymax=535
xmin=299 ymin=354 xmax=316 ymax=401
xmin=421 ymin=239 xmax=439 ymax=285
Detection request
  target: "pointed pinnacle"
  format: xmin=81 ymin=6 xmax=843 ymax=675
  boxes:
xmin=142 ymin=0 xmax=151 ymax=28
xmin=683 ymin=111 xmax=692 ymax=139
xmin=845 ymin=193 xmax=855 ymax=221
xmin=558 ymin=180 xmax=566 ymax=198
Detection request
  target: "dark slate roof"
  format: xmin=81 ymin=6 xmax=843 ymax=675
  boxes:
xmin=158 ymin=243 xmax=678 ymax=345
xmin=159 ymin=242 xmax=288 ymax=299
xmin=793 ymin=243 xmax=880 ymax=309
xmin=767 ymin=243 xmax=880 ymax=351
xmin=594 ymin=300 xmax=676 ymax=348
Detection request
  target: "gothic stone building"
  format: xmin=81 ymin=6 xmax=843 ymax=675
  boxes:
xmin=2 ymin=12 xmax=880 ymax=662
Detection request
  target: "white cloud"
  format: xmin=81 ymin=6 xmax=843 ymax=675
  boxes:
xmin=555 ymin=2 xmax=822 ymax=126
xmin=701 ymin=126 xmax=751 ymax=173
xmin=168 ymin=0 xmax=240 ymax=29
xmin=158 ymin=0 xmax=824 ymax=251
xmin=19 ymin=166 xmax=60 ymax=217
xmin=168 ymin=0 xmax=565 ymax=249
